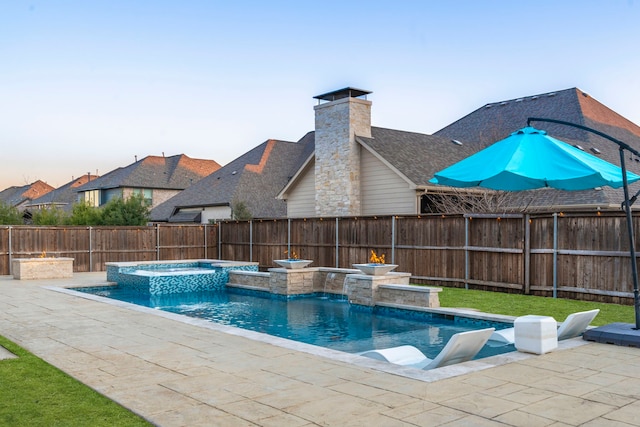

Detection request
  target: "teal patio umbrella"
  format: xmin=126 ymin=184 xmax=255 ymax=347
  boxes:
xmin=430 ymin=126 xmax=640 ymax=190
xmin=431 ymin=122 xmax=640 ymax=330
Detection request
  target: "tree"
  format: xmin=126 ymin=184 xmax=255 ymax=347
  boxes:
xmin=421 ymin=189 xmax=511 ymax=214
xmin=31 ymin=206 xmax=67 ymax=225
xmin=67 ymin=202 xmax=103 ymax=226
xmin=101 ymin=194 xmax=150 ymax=226
xmin=231 ymin=200 xmax=253 ymax=221
xmin=0 ymin=202 xmax=23 ymax=225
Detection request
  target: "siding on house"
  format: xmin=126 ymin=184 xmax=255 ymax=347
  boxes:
xmin=360 ymin=149 xmax=417 ymax=215
xmin=202 ymin=206 xmax=232 ymax=223
xmin=284 ymin=161 xmax=316 ymax=218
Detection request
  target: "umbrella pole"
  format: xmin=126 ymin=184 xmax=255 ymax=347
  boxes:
xmin=528 ymin=117 xmax=640 ymax=329
xmin=619 ymin=148 xmax=640 ymax=330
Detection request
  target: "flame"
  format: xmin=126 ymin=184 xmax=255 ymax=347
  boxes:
xmin=369 ymin=250 xmax=385 ymax=264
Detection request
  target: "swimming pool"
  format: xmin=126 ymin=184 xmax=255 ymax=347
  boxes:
xmin=76 ymin=285 xmax=514 ymax=361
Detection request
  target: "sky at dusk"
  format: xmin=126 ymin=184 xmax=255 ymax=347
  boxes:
xmin=2 ymin=0 xmax=640 ymax=190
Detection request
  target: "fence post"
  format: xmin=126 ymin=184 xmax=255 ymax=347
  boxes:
xmin=287 ymin=218 xmax=291 ymax=256
xmin=464 ymin=216 xmax=469 ymax=290
xmin=156 ymin=223 xmax=160 ymax=260
xmin=391 ymin=216 xmax=396 ymax=265
xmin=553 ymin=213 xmax=558 ymax=298
xmin=8 ymin=226 xmax=12 ymax=276
xmin=249 ymin=220 xmax=253 ymax=262
xmin=335 ymin=218 xmax=339 ymax=268
xmin=218 ymin=221 xmax=222 ymax=259
xmin=204 ymin=224 xmax=207 ymax=259
xmin=88 ymin=226 xmax=93 ymax=272
xmin=524 ymin=214 xmax=531 ymax=295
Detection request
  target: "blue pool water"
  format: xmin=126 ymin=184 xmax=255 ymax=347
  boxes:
xmin=76 ymin=285 xmax=514 ymax=361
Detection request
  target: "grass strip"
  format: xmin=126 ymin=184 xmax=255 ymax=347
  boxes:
xmin=0 ymin=335 xmax=151 ymax=427
xmin=437 ymin=285 xmax=634 ymax=326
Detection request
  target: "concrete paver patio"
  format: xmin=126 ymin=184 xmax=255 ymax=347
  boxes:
xmin=2 ymin=273 xmax=640 ymax=426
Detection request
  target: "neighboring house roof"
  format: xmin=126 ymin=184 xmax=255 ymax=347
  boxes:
xmin=279 ymin=127 xmax=480 ymax=197
xmin=357 ymin=127 xmax=482 ymax=188
xmin=278 ymin=128 xmax=477 ymax=199
xmin=77 ymin=154 xmax=221 ymax=192
xmin=0 ymin=180 xmax=55 ymax=208
xmin=158 ymin=87 xmax=640 ymax=220
xmin=280 ymin=87 xmax=640 ymax=213
xmin=26 ymin=174 xmax=99 ymax=212
xmin=434 ymin=87 xmax=640 ymax=210
xmin=150 ymin=136 xmax=314 ymax=221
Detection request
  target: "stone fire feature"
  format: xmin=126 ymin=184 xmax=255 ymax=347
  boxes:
xmin=268 ymin=267 xmax=318 ymax=295
xmin=12 ymin=257 xmax=74 ymax=280
xmin=345 ymin=272 xmax=411 ymax=306
xmin=227 ymin=266 xmax=442 ymax=309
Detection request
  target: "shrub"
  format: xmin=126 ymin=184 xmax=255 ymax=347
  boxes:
xmin=0 ymin=202 xmax=23 ymax=225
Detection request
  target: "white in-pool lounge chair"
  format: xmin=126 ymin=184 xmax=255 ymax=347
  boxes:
xmin=489 ymin=309 xmax=600 ymax=344
xmin=359 ymin=327 xmax=495 ymax=370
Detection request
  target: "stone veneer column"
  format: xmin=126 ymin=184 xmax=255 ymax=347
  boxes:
xmin=314 ymin=96 xmax=372 ymax=217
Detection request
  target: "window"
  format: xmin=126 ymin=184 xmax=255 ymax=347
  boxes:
xmin=132 ymin=188 xmax=153 ymax=205
xmin=81 ymin=190 xmax=101 ymax=207
xmin=103 ymin=189 xmax=123 ymax=204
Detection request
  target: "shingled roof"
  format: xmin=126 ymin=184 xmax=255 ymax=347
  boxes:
xmin=432 ymin=88 xmax=640 ymax=210
xmin=0 ymin=180 xmax=55 ymax=209
xmin=27 ymin=174 xmax=99 ymax=212
xmin=150 ymin=136 xmax=314 ymax=221
xmin=78 ymin=154 xmax=221 ymax=191
xmin=357 ymin=127 xmax=482 ymax=188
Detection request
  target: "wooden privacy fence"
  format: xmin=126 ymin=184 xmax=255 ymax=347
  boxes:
xmin=0 ymin=224 xmax=219 ymax=274
xmin=1 ymin=212 xmax=638 ymax=303
xmin=219 ymin=212 xmax=639 ymax=304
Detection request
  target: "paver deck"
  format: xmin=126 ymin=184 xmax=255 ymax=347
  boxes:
xmin=2 ymin=273 xmax=640 ymax=426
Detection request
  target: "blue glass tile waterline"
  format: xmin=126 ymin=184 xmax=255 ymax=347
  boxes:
xmin=105 ymin=262 xmax=258 ymax=295
xmin=77 ymin=286 xmax=515 ymax=360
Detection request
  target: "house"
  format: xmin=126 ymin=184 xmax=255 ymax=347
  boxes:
xmin=0 ymin=180 xmax=55 ymax=211
xmin=280 ymin=87 xmax=640 ymax=217
xmin=150 ymin=137 xmax=314 ymax=222
xmin=433 ymin=87 xmax=640 ymax=211
xmin=152 ymin=87 xmax=640 ymax=222
xmin=26 ymin=174 xmax=99 ymax=213
xmin=75 ymin=154 xmax=221 ymax=210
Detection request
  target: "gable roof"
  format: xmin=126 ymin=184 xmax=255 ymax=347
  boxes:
xmin=26 ymin=174 xmax=99 ymax=212
xmin=0 ymin=180 xmax=55 ymax=208
xmin=432 ymin=88 xmax=640 ymax=210
xmin=77 ymin=154 xmax=221 ymax=192
xmin=150 ymin=136 xmax=314 ymax=221
xmin=357 ymin=127 xmax=482 ymax=188
xmin=278 ymin=128 xmax=478 ymax=199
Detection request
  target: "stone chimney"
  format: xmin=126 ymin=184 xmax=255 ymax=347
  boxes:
xmin=313 ymin=87 xmax=372 ymax=217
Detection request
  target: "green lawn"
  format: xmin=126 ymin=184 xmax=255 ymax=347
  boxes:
xmin=0 ymin=335 xmax=151 ymax=427
xmin=437 ymin=285 xmax=634 ymax=326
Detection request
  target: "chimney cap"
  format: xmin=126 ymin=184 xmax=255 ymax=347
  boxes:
xmin=313 ymin=87 xmax=372 ymax=102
